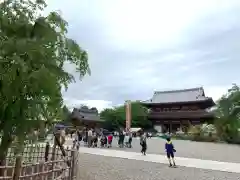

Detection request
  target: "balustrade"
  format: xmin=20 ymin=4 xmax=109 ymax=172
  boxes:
xmin=148 ymin=109 xmax=213 ymax=118
xmin=150 ymin=105 xmax=201 ymax=112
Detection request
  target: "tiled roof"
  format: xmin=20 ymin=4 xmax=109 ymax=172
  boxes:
xmin=71 ymin=108 xmax=104 ymax=122
xmin=143 ymin=87 xmax=212 ymax=104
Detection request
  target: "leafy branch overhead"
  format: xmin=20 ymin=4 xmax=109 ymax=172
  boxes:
xmin=0 ymin=0 xmax=90 ymax=156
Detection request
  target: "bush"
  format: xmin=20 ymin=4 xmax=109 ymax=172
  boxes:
xmin=173 ymin=123 xmax=239 ymax=144
xmin=172 ymin=134 xmax=218 ymax=142
xmin=225 ymin=136 xmax=240 ymax=144
xmin=191 ymin=134 xmax=218 ymax=142
xmin=171 ymin=134 xmax=193 ymax=141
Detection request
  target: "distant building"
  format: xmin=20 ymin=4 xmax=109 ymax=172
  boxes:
xmin=141 ymin=87 xmax=215 ymax=133
xmin=70 ymin=106 xmax=104 ymax=128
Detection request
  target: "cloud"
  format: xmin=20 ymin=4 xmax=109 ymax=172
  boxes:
xmin=63 ymin=97 xmax=113 ymax=112
xmin=46 ymin=0 xmax=240 ymax=111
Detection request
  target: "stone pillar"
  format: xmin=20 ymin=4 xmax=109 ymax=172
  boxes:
xmin=125 ymin=100 xmax=131 ymax=132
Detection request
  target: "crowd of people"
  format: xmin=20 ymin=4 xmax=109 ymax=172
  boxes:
xmin=71 ymin=128 xmax=114 ymax=149
xmin=70 ymin=128 xmax=146 ymax=149
xmin=64 ymin=127 xmax=176 ymax=167
xmin=116 ymin=131 xmax=133 ymax=148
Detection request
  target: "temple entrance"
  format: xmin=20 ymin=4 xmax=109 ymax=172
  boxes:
xmin=172 ymin=124 xmax=180 ymax=133
xmin=161 ymin=123 xmax=181 ymax=134
xmin=163 ymin=124 xmax=169 ymax=133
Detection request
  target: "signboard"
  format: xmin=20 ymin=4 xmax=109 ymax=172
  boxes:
xmin=125 ymin=100 xmax=131 ymax=131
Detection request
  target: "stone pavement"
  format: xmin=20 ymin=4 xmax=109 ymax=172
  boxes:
xmin=78 ymin=153 xmax=240 ymax=180
xmin=109 ymin=137 xmax=240 ymax=163
xmin=45 ymin=136 xmax=240 ymax=179
xmin=79 ymin=147 xmax=240 ymax=173
xmin=61 ymin=136 xmax=240 ymax=163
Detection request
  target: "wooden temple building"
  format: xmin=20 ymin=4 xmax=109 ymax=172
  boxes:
xmin=141 ymin=87 xmax=215 ymax=133
xmin=70 ymin=106 xmax=104 ymax=129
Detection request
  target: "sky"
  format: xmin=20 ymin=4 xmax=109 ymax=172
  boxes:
xmin=47 ymin=0 xmax=240 ymax=112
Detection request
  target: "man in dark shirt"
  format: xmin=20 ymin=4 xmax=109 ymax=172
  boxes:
xmin=165 ymin=137 xmax=176 ymax=167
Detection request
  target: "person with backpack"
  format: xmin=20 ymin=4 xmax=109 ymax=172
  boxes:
xmin=165 ymin=137 xmax=177 ymax=167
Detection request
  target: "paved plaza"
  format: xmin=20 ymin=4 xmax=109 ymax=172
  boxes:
xmin=79 ymin=147 xmax=240 ymax=173
xmin=62 ymin=137 xmax=240 ymax=162
xmin=58 ymin=137 xmax=240 ymax=179
xmin=78 ymin=153 xmax=240 ymax=180
xmin=109 ymin=137 xmax=240 ymax=163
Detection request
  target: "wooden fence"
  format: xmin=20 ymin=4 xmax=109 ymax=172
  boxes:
xmin=0 ymin=143 xmax=78 ymax=180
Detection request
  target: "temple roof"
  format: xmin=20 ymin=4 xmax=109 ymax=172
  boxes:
xmin=71 ymin=107 xmax=104 ymax=122
xmin=142 ymin=87 xmax=213 ymax=104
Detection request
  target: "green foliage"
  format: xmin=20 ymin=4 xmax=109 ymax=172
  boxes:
xmin=214 ymin=84 xmax=240 ymax=143
xmin=0 ymin=0 xmax=90 ymax=157
xmin=61 ymin=105 xmax=72 ymax=124
xmin=182 ymin=85 xmax=240 ymax=144
xmin=185 ymin=124 xmax=219 ymax=142
xmin=100 ymin=101 xmax=152 ymax=131
xmin=188 ymin=125 xmax=201 ymax=136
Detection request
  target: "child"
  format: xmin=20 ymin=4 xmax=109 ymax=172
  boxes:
xmin=165 ymin=137 xmax=176 ymax=167
xmin=107 ymin=134 xmax=113 ymax=148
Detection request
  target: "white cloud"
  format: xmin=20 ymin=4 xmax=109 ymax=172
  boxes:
xmin=204 ymin=86 xmax=229 ymax=101
xmin=46 ymin=0 xmax=240 ymax=108
xmin=64 ymin=97 xmax=113 ymax=112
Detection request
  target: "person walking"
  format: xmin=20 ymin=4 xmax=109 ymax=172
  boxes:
xmin=72 ymin=130 xmax=80 ymax=150
xmin=128 ymin=133 xmax=132 ymax=148
xmin=119 ymin=131 xmax=124 ymax=148
xmin=107 ymin=133 xmax=113 ymax=148
xmin=100 ymin=134 xmax=105 ymax=148
xmin=140 ymin=132 xmax=147 ymax=155
xmin=87 ymin=128 xmax=93 ymax=147
xmin=60 ymin=128 xmax=66 ymax=146
xmin=124 ymin=133 xmax=130 ymax=147
xmin=83 ymin=128 xmax=88 ymax=146
xmin=165 ymin=137 xmax=177 ymax=167
xmin=92 ymin=132 xmax=98 ymax=148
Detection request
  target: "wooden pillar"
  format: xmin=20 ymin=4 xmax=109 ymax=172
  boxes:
xmin=180 ymin=121 xmax=183 ymax=132
xmin=13 ymin=156 xmax=22 ymax=180
xmin=169 ymin=121 xmax=172 ymax=134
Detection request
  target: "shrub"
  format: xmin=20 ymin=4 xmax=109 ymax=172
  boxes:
xmin=191 ymin=134 xmax=218 ymax=142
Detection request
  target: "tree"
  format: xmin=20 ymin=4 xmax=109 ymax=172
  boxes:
xmin=214 ymin=84 xmax=240 ymax=143
xmin=0 ymin=0 xmax=90 ymax=163
xmin=100 ymin=101 xmax=152 ymax=131
xmin=61 ymin=105 xmax=72 ymax=124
